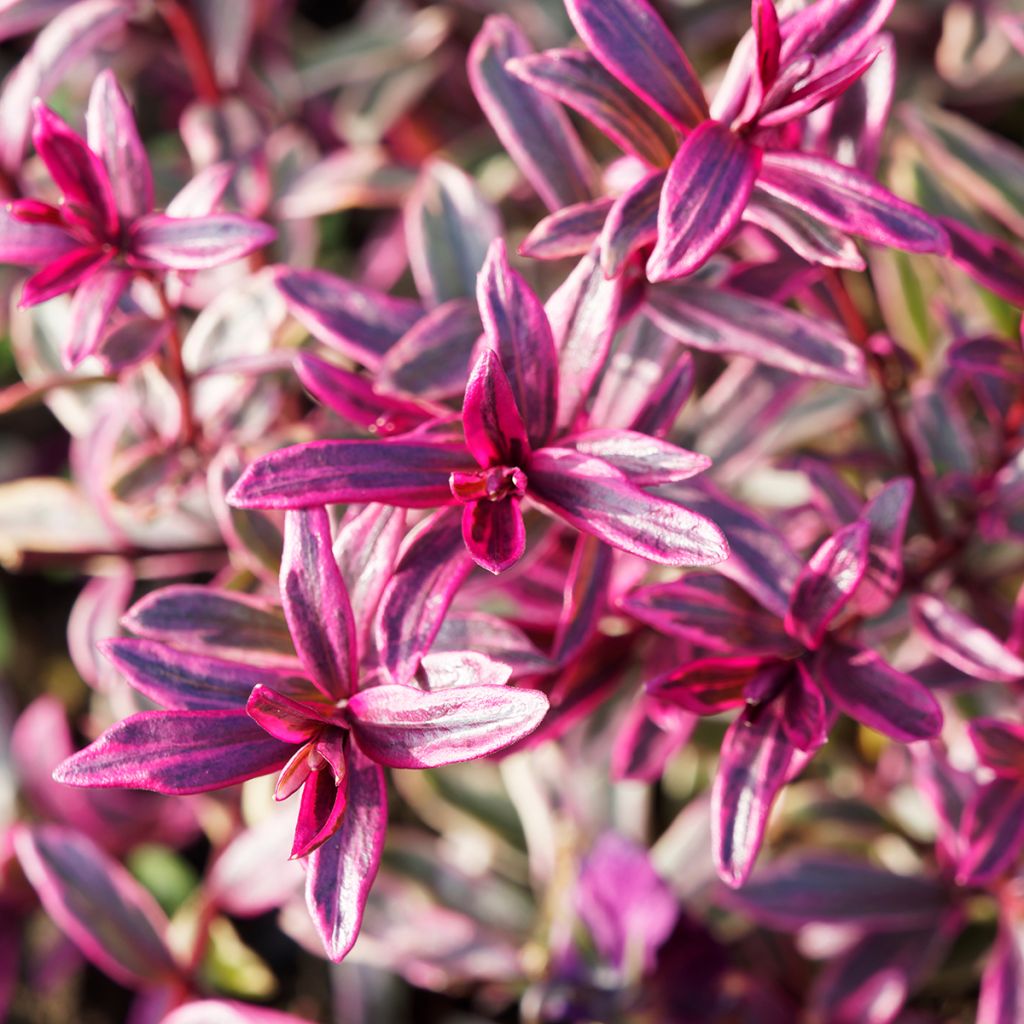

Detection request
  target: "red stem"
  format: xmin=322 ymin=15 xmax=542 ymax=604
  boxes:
xmin=154 ymin=280 xmax=199 ymax=448
xmin=156 ymin=1 xmax=222 ymax=104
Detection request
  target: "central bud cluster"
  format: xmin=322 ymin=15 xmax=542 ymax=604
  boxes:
xmin=449 ymin=465 xmax=528 ymax=503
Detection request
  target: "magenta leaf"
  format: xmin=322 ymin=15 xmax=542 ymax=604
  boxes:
xmin=84 ymin=69 xmax=152 ymax=222
xmin=784 ymin=520 xmax=870 ymax=649
xmin=305 ymin=744 xmax=387 ymax=962
xmin=281 ymin=509 xmax=357 ymax=700
xmin=957 ymin=778 xmax=1024 ymax=885
xmin=290 ymin=739 xmax=348 ymax=859
xmin=63 ymin=265 xmax=131 ymax=369
xmin=227 ymin=440 xmax=473 ymax=510
xmin=783 ymin=662 xmax=829 ymax=752
xmin=376 ymin=506 xmax=475 ymax=686
xmin=54 ymin=710 xmax=293 ymax=795
xmin=122 ymin=585 xmax=297 ymax=666
xmin=969 ymin=718 xmax=1024 ymax=776
xmin=611 ymin=695 xmax=693 ymax=781
xmin=529 ymin=447 xmax=727 ymax=566
xmin=461 ymin=496 xmax=526 ymax=576
xmin=247 ymin=684 xmax=327 ymax=745
xmin=814 ymin=641 xmax=942 ymax=741
xmin=979 ymin=919 xmax=1024 ymax=1024
xmin=943 ymin=217 xmax=1024 ymax=306
xmin=95 ymin=314 xmax=171 ymax=373
xmin=0 ymin=203 xmax=76 ymax=264
xmin=101 ymin=637 xmax=309 ymax=711
xmin=647 ymin=121 xmax=762 ymax=281
xmin=468 ymin=16 xmax=596 ymax=213
xmin=462 ymin=348 xmax=530 ymax=467
xmin=648 ymin=656 xmax=773 ymax=715
xmin=848 ymin=477 xmax=913 ymax=617
xmin=576 ymin=833 xmax=679 ymax=972
xmin=129 ymin=212 xmax=276 ymax=269
xmin=599 ymin=169 xmax=665 ymax=277
xmin=565 ymin=0 xmax=707 ymax=131
xmin=163 ymin=1001 xmax=317 ymax=1024
xmin=552 ymin=533 xmax=613 ymax=666
xmin=508 ymin=49 xmax=677 ymax=167
xmin=753 ymin=0 xmax=781 ymax=92
xmin=757 ymin=152 xmax=949 ymax=253
xmin=731 ymin=853 xmax=947 ymax=930
xmin=519 ymin=199 xmax=611 ymax=261
xmin=20 ymin=244 xmax=112 ymax=306
xmin=912 ymin=595 xmax=1024 ymax=682
xmin=712 ymin=701 xmax=796 ymax=887
xmin=429 ymin=612 xmax=551 ymax=679
xmin=348 ymin=683 xmax=548 ymax=768
xmin=562 ymin=429 xmax=711 ymax=485
xmin=645 ymin=282 xmax=867 ymax=386
xmin=477 ymin=239 xmax=558 ymax=449
xmin=745 ymin=191 xmax=866 ymax=270
xmin=14 ymin=825 xmax=178 ymax=989
xmin=276 ymin=267 xmax=423 ymax=369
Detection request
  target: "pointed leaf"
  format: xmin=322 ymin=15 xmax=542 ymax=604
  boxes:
xmin=649 ymin=656 xmax=772 ymax=715
xmin=227 ymin=439 xmax=473 ymax=510
xmin=647 ymin=122 xmax=761 ymax=281
xmin=281 ymin=508 xmax=357 ymax=700
xmin=462 ymin=348 xmax=530 ymax=467
xmin=20 ymin=245 xmax=112 ymax=306
xmin=54 ymin=710 xmax=293 ymax=795
xmin=528 ymin=446 xmax=728 ymax=567
xmin=520 ymin=199 xmax=612 ymax=261
xmin=129 ymin=213 xmax=275 ymax=269
xmin=63 ymin=266 xmax=131 ymax=369
xmin=784 ymin=520 xmax=869 ymax=649
xmin=848 ymin=477 xmax=913 ymax=617
xmin=462 ymin=497 xmax=526 ymax=575
xmin=0 ymin=204 xmax=76 ymax=264
xmin=745 ymin=191 xmax=865 ymax=270
xmin=958 ymin=778 xmax=1024 ymax=885
xmin=979 ymin=918 xmax=1024 ymax=1024
xmin=562 ymin=429 xmax=710 ymax=485
xmin=349 ymin=683 xmax=548 ymax=768
xmin=565 ymin=0 xmax=707 ymax=131
xmin=468 ymin=16 xmax=596 ymax=213
xmin=600 ymin=169 xmax=664 ymax=277
xmin=968 ymin=718 xmax=1024 ymax=777
xmin=552 ymin=533 xmax=613 ymax=666
xmin=291 ymin=748 xmax=348 ymax=860
xmin=815 ymin=641 xmax=943 ymax=741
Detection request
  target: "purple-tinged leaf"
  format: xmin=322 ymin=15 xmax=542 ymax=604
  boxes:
xmin=662 ymin=481 xmax=803 ymax=618
xmin=32 ymin=101 xmax=118 ymax=238
xmin=546 ymin=248 xmax=623 ymax=432
xmin=780 ymin=0 xmax=895 ymax=70
xmin=430 ymin=613 xmax=551 ymax=679
xmin=477 ymin=239 xmax=558 ymax=449
xmin=14 ymin=825 xmax=178 ymax=989
xmin=227 ymin=439 xmax=473 ymax=510
xmin=349 ymin=683 xmax=548 ymax=768
xmin=647 ymin=122 xmax=762 ymax=281
xmin=101 ymin=637 xmax=310 ymax=712
xmin=95 ymin=315 xmax=170 ymax=374
xmin=745 ymin=191 xmax=866 ymax=270
xmin=552 ymin=533 xmax=613 ymax=666
xmin=712 ymin=702 xmax=795 ymax=887
xmin=969 ymin=718 xmax=1024 ymax=777
xmin=20 ymin=245 xmax=112 ymax=306
xmin=281 ymin=509 xmax=357 ymax=700
xmin=957 ymin=778 xmax=1024 ymax=885
xmin=600 ymin=169 xmax=664 ymax=278
xmin=912 ymin=594 xmax=1024 ymax=682
xmin=0 ymin=204 xmax=76 ymax=264
xmin=122 ymin=585 xmax=297 ymax=667
xmin=850 ymin=477 xmax=913 ymax=617
xmin=163 ymin=1001 xmax=317 ymax=1024
xmin=611 ymin=694 xmax=693 ymax=781
xmin=334 ymin=504 xmax=405 ymax=656
xmin=129 ymin=213 xmax=276 ymax=270
xmin=63 ymin=266 xmax=131 ymax=369
xmin=649 ymin=656 xmax=773 ymax=715
xmin=378 ymin=297 xmax=481 ymax=401
xmin=576 ymin=833 xmax=679 ymax=973
xmin=731 ymin=853 xmax=947 ymax=930
xmin=405 ymin=159 xmax=501 ymax=306
xmin=979 ymin=918 xmax=1024 ymax=1024
xmin=753 ymin=0 xmax=781 ymax=92
xmin=784 ymin=520 xmax=869 ymax=649
xmin=811 ymin=921 xmax=957 ymax=1024
xmin=54 ymin=710 xmax=293 ymax=795
xmin=305 ymin=745 xmax=386 ymax=962
xmin=294 ymin=353 xmax=434 ymax=436
xmin=68 ymin=571 xmax=132 ymax=691
xmin=462 ymin=497 xmax=526 ymax=575
xmin=565 ymin=0 xmax=707 ymax=131
xmin=815 ymin=641 xmax=943 ymax=741
xmin=646 ymin=282 xmax=867 ymax=386
xmin=529 ymin=447 xmax=728 ymax=567
xmin=943 ymin=217 xmax=1024 ymax=307
xmin=462 ymin=349 xmax=530 ymax=468
xmin=291 ymin=746 xmax=348 ymax=859
xmin=562 ymin=429 xmax=710 ymax=485
xmin=783 ymin=662 xmax=828 ymax=751
xmin=519 ymin=199 xmax=611 ymax=261
xmin=508 ymin=49 xmax=677 ymax=167
xmin=621 ymin=575 xmax=797 ymax=656
xmin=85 ymin=69 xmax=152 ymax=223
xmin=468 ymin=16 xmax=596 ymax=213
xmin=376 ymin=506 xmax=474 ymax=686
xmin=757 ymin=152 xmax=949 ymax=253
xmin=165 ymin=161 xmax=234 ymax=218
xmin=419 ymin=650 xmax=512 ymax=691
xmin=0 ymin=0 xmax=78 ymax=42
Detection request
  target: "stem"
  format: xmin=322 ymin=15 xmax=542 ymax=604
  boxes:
xmin=823 ymin=269 xmax=944 ymax=542
xmin=153 ymin=279 xmax=199 ymax=448
xmin=156 ymin=0 xmax=222 ymax=104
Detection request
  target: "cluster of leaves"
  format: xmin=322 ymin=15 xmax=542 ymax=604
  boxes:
xmin=0 ymin=0 xmax=1023 ymax=1021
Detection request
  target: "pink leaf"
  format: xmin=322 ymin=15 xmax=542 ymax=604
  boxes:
xmin=462 ymin=496 xmax=526 ymax=575
xmin=129 ymin=212 xmax=275 ymax=270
